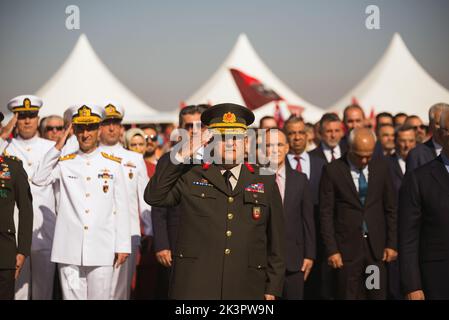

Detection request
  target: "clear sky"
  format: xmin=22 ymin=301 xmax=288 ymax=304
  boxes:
xmin=1 ymin=0 xmax=448 ymax=111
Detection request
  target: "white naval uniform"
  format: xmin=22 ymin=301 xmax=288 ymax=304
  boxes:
xmin=32 ymin=146 xmax=131 ymax=300
xmin=4 ymin=135 xmax=56 ymax=300
xmin=0 ymin=137 xmax=7 ymax=154
xmin=99 ymin=143 xmax=152 ymax=300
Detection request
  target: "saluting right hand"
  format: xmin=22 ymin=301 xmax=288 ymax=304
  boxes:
xmin=55 ymin=123 xmax=72 ymax=151
xmin=0 ymin=113 xmax=18 ymax=140
xmin=328 ymin=253 xmax=344 ymax=269
xmin=156 ymin=249 xmax=172 ymax=267
xmin=177 ymin=129 xmax=213 ymax=160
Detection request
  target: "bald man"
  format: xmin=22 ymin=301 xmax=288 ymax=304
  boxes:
xmin=319 ymin=128 xmax=397 ymax=300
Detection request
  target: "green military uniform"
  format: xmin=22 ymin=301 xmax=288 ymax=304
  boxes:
xmin=0 ymin=153 xmax=33 ymax=300
xmin=145 ymin=103 xmax=285 ymax=299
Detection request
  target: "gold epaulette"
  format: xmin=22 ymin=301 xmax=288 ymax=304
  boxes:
xmin=101 ymin=152 xmax=122 ymax=163
xmin=59 ymin=153 xmax=77 ymax=161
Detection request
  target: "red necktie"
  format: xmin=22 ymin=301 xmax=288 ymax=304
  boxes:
xmin=294 ymin=156 xmax=302 ymax=172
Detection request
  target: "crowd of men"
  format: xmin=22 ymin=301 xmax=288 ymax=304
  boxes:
xmin=0 ymin=94 xmax=449 ymax=300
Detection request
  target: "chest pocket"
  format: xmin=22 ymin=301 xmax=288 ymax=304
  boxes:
xmin=243 ymin=191 xmax=268 ymax=225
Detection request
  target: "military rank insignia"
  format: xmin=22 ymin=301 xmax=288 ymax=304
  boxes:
xmin=245 ymin=183 xmax=264 ymax=193
xmin=128 ymin=170 xmax=134 ymax=180
xmin=252 ymin=206 xmax=262 ymax=220
xmin=98 ymin=169 xmax=113 ymax=193
xmin=193 ymin=178 xmax=213 ymax=187
xmin=103 ymin=184 xmax=109 ymax=193
xmin=124 ymin=162 xmax=136 ymax=180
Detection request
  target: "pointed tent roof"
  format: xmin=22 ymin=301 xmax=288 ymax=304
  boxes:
xmin=35 ymin=34 xmax=177 ymax=124
xmin=186 ymin=33 xmax=324 ymax=122
xmin=331 ymin=33 xmax=449 ymax=121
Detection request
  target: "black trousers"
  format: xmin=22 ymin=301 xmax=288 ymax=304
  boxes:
xmin=283 ymin=270 xmax=305 ymax=300
xmin=336 ymin=237 xmax=387 ymax=300
xmin=0 ymin=269 xmax=15 ymax=300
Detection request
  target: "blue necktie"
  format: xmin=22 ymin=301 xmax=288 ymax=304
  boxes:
xmin=358 ymin=170 xmax=369 ymax=235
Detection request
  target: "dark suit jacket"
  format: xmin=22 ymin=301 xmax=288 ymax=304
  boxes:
xmin=145 ymin=159 xmax=285 ymax=300
xmin=309 ymin=142 xmax=348 ymax=164
xmin=387 ymin=153 xmax=404 ymax=194
xmin=307 ymin=152 xmax=326 ymax=207
xmin=406 ymin=139 xmax=437 ymax=173
xmin=399 ymin=156 xmax=449 ymax=298
xmin=0 ymin=156 xmax=33 ymax=269
xmin=319 ymin=155 xmax=397 ymax=261
xmin=283 ymin=162 xmax=315 ymax=272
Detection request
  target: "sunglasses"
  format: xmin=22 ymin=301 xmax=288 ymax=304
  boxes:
xmin=45 ymin=125 xmax=64 ymax=132
xmin=145 ymin=134 xmax=158 ymax=142
xmin=101 ymin=118 xmax=122 ymax=126
xmin=17 ymin=112 xmax=38 ymax=120
xmin=74 ymin=123 xmax=100 ymax=133
xmin=183 ymin=122 xmax=205 ymax=130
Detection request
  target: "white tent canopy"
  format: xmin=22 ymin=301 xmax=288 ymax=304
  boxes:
xmin=34 ymin=34 xmax=177 ymax=124
xmin=331 ymin=33 xmax=449 ymax=121
xmin=186 ymin=33 xmax=324 ymax=122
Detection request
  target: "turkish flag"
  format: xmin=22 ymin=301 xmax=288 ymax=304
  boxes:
xmin=230 ymin=68 xmax=283 ymax=110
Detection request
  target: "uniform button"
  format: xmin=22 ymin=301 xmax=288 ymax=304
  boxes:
xmin=201 ymin=193 xmax=205 ymax=198
xmin=26 ymin=148 xmax=31 ymax=152
xmin=226 ymin=230 xmax=232 ymax=237
xmin=257 ymin=265 xmax=262 ymax=269
xmin=86 ymin=193 xmax=90 ymax=198
xmin=179 ymin=254 xmax=183 ymax=258
xmin=227 ymin=213 xmax=234 ymax=220
xmin=28 ymin=178 xmax=31 ymax=182
xmin=228 ymin=197 xmax=234 ymax=203
xmin=255 ymin=200 xmax=259 ymax=204
xmin=84 ymin=226 xmax=88 ymax=230
xmin=28 ymin=162 xmax=32 ymax=167
xmin=253 ymin=194 xmax=258 ymax=198
xmin=86 ymin=177 xmax=91 ymax=181
xmin=86 ymin=161 xmax=90 ymax=166
xmin=85 ymin=209 xmax=89 ymax=214
xmin=224 ymin=249 xmax=231 ymax=255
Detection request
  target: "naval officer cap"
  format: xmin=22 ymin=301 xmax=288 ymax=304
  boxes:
xmin=103 ymin=102 xmax=125 ymax=120
xmin=70 ymin=104 xmax=105 ymax=125
xmin=7 ymin=95 xmax=43 ymax=113
xmin=201 ymin=103 xmax=255 ymax=135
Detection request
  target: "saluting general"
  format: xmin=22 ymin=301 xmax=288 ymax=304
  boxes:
xmin=145 ymin=103 xmax=285 ymax=300
xmin=0 ymin=111 xmax=33 ymax=300
xmin=32 ymin=104 xmax=131 ymax=300
xmin=3 ymin=95 xmax=56 ymax=300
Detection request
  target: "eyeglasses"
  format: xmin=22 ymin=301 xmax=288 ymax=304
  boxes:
xmin=411 ymin=125 xmax=427 ymax=130
xmin=17 ymin=112 xmax=38 ymax=120
xmin=45 ymin=126 xmax=64 ymax=132
xmin=145 ymin=134 xmax=158 ymax=142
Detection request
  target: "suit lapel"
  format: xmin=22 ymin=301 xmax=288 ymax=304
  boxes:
xmin=365 ymin=161 xmax=379 ymax=207
xmin=425 ymin=139 xmax=437 ymax=157
xmin=202 ymin=165 xmax=231 ymax=196
xmin=337 ymin=157 xmax=360 ymax=203
xmin=392 ymin=155 xmax=404 ymax=179
xmin=283 ymin=163 xmax=296 ymax=212
xmin=232 ymin=164 xmax=254 ymax=196
xmin=430 ymin=156 xmax=449 ymax=193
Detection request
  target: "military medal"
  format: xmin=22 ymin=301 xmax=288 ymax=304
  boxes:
xmin=103 ymin=183 xmax=109 ymax=193
xmin=252 ymin=206 xmax=261 ymax=220
xmin=128 ymin=170 xmax=134 ymax=180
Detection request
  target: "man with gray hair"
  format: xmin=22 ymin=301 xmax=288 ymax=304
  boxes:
xmin=39 ymin=115 xmax=64 ymax=142
xmin=320 ymin=128 xmax=397 ymax=299
xmin=406 ymin=103 xmax=449 ymax=172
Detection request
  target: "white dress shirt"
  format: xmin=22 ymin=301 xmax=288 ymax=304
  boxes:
xmin=397 ymin=155 xmax=406 ymax=175
xmin=219 ymin=164 xmax=242 ymax=190
xmin=32 ymin=147 xmax=131 ymax=266
xmin=433 ymin=138 xmax=443 ymax=156
xmin=322 ymin=143 xmax=341 ymax=163
xmin=287 ymin=152 xmax=311 ymax=179
xmin=348 ymin=160 xmax=369 ymax=192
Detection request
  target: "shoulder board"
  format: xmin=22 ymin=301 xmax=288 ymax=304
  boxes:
xmin=59 ymin=153 xmax=77 ymax=161
xmin=101 ymin=152 xmax=122 ymax=163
